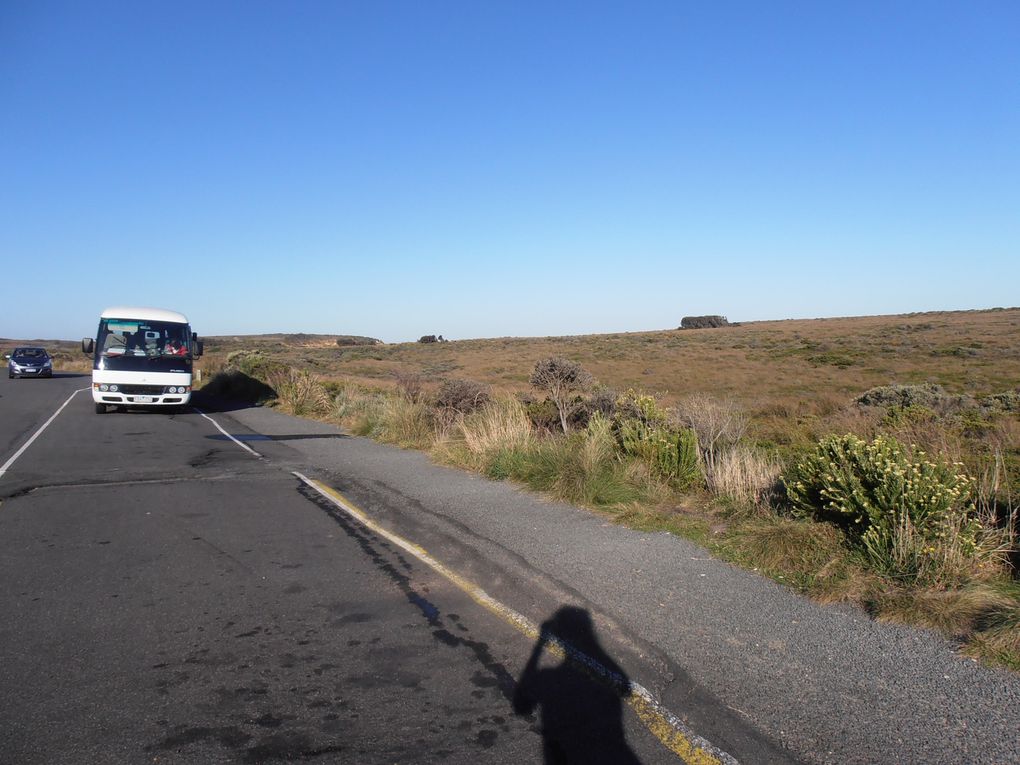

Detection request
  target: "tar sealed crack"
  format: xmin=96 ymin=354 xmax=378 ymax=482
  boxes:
xmin=296 ymin=480 xmax=517 ymax=703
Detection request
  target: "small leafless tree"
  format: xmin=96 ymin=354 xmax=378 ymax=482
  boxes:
xmin=394 ymin=370 xmax=426 ymax=402
xmin=674 ymin=394 xmax=748 ymax=477
xmin=529 ymin=357 xmax=595 ymax=433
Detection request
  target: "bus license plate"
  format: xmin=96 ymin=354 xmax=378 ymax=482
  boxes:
xmin=135 ymin=396 xmax=154 ymax=403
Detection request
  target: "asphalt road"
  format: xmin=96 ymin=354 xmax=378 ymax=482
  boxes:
xmin=1 ymin=373 xmax=1018 ymax=764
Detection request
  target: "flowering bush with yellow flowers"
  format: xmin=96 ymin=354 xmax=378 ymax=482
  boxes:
xmin=785 ymin=434 xmax=993 ymax=584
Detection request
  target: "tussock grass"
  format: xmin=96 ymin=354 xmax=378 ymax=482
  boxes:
xmin=266 ymin=368 xmax=329 ymax=416
xmin=965 ymin=584 xmax=1020 ymax=670
xmin=377 ymin=396 xmax=436 ymax=449
xmin=874 ymin=582 xmax=1018 ymax=639
xmin=464 ymin=410 xmax=666 ymax=509
xmin=722 ymin=517 xmax=855 ymax=592
xmin=458 ymin=396 xmax=534 ymax=461
xmin=709 ymin=446 xmax=783 ymax=511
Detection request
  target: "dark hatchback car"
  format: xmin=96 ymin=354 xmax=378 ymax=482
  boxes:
xmin=7 ymin=347 xmax=54 ymax=378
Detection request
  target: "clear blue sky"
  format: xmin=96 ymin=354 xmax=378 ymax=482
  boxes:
xmin=3 ymin=1 xmax=1017 ymax=342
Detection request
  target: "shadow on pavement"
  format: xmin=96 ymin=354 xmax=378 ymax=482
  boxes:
xmin=191 ymin=386 xmax=273 ymax=414
xmin=205 ymin=433 xmax=347 ymax=442
xmin=514 ymin=606 xmax=641 ymax=764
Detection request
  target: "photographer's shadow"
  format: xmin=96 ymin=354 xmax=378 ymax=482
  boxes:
xmin=514 ymin=606 xmax=641 ymax=764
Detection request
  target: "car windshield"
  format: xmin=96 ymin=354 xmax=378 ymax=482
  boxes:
xmin=98 ymin=319 xmax=190 ymax=358
xmin=15 ymin=348 xmax=47 ymax=358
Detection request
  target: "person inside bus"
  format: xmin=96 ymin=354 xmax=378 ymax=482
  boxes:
xmin=165 ymin=337 xmax=187 ymax=356
xmin=127 ymin=330 xmax=147 ymax=355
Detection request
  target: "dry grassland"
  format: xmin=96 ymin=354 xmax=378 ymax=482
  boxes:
xmin=201 ymin=307 xmax=1020 ymax=418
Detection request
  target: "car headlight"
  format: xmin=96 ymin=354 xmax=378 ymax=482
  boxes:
xmin=43 ymin=360 xmax=52 ymax=367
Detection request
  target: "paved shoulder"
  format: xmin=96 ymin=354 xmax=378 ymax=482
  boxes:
xmin=209 ymin=403 xmax=1020 ymax=765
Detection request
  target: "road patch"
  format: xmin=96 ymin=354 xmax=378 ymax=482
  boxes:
xmin=293 ymin=470 xmax=738 ymax=765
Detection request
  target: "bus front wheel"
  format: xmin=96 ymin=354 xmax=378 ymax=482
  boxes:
xmin=95 ymin=403 xmax=107 ymax=414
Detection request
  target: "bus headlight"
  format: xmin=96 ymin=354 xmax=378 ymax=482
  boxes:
xmin=109 ymin=384 xmax=119 ymax=392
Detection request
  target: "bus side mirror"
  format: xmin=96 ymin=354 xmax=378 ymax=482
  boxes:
xmin=192 ymin=334 xmax=203 ymax=358
xmin=82 ymin=338 xmax=94 ymax=354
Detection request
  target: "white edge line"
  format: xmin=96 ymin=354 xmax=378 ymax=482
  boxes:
xmin=193 ymin=408 xmax=263 ymax=458
xmin=291 ymin=470 xmax=739 ymax=765
xmin=0 ymin=387 xmax=90 ymax=480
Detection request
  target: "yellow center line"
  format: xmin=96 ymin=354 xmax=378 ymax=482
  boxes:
xmin=293 ymin=470 xmax=738 ymax=765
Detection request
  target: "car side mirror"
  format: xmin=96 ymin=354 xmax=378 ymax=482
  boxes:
xmin=81 ymin=338 xmax=94 ymax=354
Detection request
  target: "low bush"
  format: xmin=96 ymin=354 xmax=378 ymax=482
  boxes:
xmin=335 ymin=335 xmax=381 ymax=347
xmin=435 ymin=379 xmax=491 ymax=418
xmin=521 ymin=396 xmax=562 ymax=433
xmin=785 ymin=434 xmax=1002 ymax=585
xmin=618 ymin=416 xmax=700 ymax=491
xmin=855 ymin=383 xmax=972 ymax=414
xmin=226 ymin=349 xmax=287 ymax=380
xmin=981 ymin=391 xmax=1020 ymax=413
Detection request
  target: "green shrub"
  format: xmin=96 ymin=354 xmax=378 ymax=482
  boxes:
xmin=881 ymin=404 xmax=938 ymax=428
xmin=786 ymin=434 xmax=989 ymax=584
xmin=615 ymin=392 xmax=701 ymax=490
xmin=483 ymin=415 xmax=659 ymax=508
xmin=980 ymin=390 xmax=1020 ymax=413
xmin=855 ymin=383 xmax=973 ymax=414
xmin=522 ymin=397 xmax=561 ymax=433
xmin=619 ymin=418 xmax=700 ymax=490
xmin=226 ymin=349 xmax=286 ymax=380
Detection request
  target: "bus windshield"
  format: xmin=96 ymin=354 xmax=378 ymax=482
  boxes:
xmin=98 ymin=319 xmax=191 ymax=358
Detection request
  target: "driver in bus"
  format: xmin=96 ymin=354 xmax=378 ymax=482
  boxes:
xmin=127 ymin=330 xmax=147 ymax=355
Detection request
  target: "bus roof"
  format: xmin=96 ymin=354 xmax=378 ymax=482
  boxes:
xmin=100 ymin=306 xmax=190 ymax=324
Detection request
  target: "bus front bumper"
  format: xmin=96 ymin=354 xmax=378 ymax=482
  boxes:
xmin=92 ymin=385 xmax=192 ymax=407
